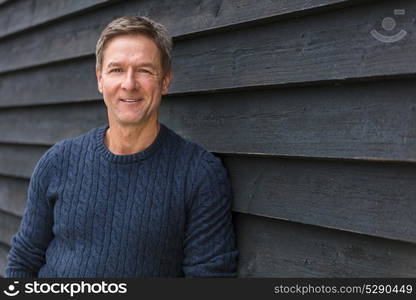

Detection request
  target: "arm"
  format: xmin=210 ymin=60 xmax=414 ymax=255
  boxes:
xmin=6 ymin=145 xmax=58 ymax=277
xmin=183 ymin=152 xmax=238 ymax=277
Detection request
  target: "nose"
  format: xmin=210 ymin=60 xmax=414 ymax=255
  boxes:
xmin=121 ymin=69 xmax=138 ymax=91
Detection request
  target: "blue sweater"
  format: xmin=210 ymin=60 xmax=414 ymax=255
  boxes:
xmin=6 ymin=124 xmax=238 ymax=277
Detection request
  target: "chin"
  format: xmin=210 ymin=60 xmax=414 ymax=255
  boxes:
xmin=118 ymin=116 xmax=151 ymax=126
xmin=114 ymin=114 xmax=142 ymax=124
xmin=117 ymin=120 xmax=144 ymax=126
xmin=111 ymin=112 xmax=155 ymax=127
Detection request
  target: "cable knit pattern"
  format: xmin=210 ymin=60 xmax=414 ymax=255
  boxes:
xmin=6 ymin=124 xmax=238 ymax=278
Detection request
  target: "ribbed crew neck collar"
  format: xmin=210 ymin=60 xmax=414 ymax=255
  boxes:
xmin=95 ymin=123 xmax=168 ymax=164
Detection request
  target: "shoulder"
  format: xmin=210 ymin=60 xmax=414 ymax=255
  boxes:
xmin=57 ymin=126 xmax=100 ymax=150
xmin=46 ymin=125 xmax=102 ymax=158
xmin=34 ymin=126 xmax=101 ymax=173
xmin=163 ymin=125 xmax=229 ymax=191
xmin=163 ymin=124 xmax=225 ymax=173
xmin=182 ymin=142 xmax=231 ymax=210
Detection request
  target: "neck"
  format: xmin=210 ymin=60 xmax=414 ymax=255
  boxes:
xmin=105 ymin=121 xmax=160 ymax=155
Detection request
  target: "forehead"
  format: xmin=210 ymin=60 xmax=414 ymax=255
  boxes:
xmin=102 ymin=34 xmax=161 ymax=66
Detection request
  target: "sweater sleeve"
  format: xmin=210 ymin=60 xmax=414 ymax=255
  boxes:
xmin=182 ymin=152 xmax=238 ymax=277
xmin=6 ymin=145 xmax=59 ymax=278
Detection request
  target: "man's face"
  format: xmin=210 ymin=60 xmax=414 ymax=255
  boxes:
xmin=96 ymin=34 xmax=171 ymax=128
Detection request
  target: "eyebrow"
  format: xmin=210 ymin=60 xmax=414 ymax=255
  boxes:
xmin=106 ymin=62 xmax=121 ymax=69
xmin=106 ymin=62 xmax=157 ymax=70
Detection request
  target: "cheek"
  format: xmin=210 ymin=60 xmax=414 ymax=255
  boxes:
xmin=142 ymin=80 xmax=162 ymax=95
xmin=101 ymin=80 xmax=118 ymax=96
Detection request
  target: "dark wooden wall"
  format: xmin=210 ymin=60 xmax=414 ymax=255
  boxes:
xmin=1 ymin=0 xmax=415 ymax=277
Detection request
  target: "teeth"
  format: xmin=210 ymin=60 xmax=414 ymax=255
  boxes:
xmin=122 ymin=99 xmax=142 ymax=102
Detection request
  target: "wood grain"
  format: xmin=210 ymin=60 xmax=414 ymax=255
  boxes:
xmin=0 ymin=176 xmax=28 ymax=217
xmin=0 ymin=210 xmax=20 ymax=247
xmin=3 ymin=79 xmax=415 ymax=161
xmin=0 ymin=0 xmax=384 ymax=73
xmin=0 ymin=140 xmax=415 ymax=244
xmin=0 ymin=1 xmax=414 ymax=107
xmin=236 ymin=213 xmax=416 ymax=277
xmin=0 ymin=242 xmax=9 ymax=277
xmin=0 ymin=0 xmax=114 ymax=39
xmin=0 ymin=144 xmax=49 ymax=179
xmin=224 ymin=155 xmax=416 ymax=244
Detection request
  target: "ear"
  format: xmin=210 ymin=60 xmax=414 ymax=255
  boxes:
xmin=161 ymin=70 xmax=172 ymax=95
xmin=96 ymin=66 xmax=103 ymax=94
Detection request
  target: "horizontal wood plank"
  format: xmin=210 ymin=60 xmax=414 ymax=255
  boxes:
xmin=0 ymin=210 xmax=20 ymax=247
xmin=171 ymin=0 xmax=416 ymax=93
xmin=224 ymin=155 xmax=416 ymax=244
xmin=0 ymin=176 xmax=28 ymax=217
xmin=0 ymin=144 xmax=48 ymax=179
xmin=236 ymin=213 xmax=416 ymax=277
xmin=3 ymin=211 xmax=416 ymax=277
xmin=0 ymin=1 xmax=414 ymax=107
xmin=1 ymin=79 xmax=415 ymax=161
xmin=0 ymin=57 xmax=99 ymax=107
xmin=0 ymin=0 xmax=11 ymax=7
xmin=0 ymin=102 xmax=107 ymax=144
xmin=161 ymin=80 xmax=416 ymax=161
xmin=0 ymin=243 xmax=9 ymax=277
xmin=0 ymin=0 xmax=114 ymax=39
xmin=0 ymin=0 xmax=355 ymax=73
xmin=0 ymin=142 xmax=415 ymax=243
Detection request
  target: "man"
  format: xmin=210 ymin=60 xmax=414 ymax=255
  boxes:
xmin=6 ymin=16 xmax=238 ymax=277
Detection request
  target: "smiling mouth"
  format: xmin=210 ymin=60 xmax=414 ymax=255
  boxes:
xmin=120 ymin=98 xmax=144 ymax=103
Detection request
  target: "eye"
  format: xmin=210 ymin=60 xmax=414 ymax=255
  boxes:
xmin=137 ymin=69 xmax=152 ymax=74
xmin=109 ymin=68 xmax=123 ymax=73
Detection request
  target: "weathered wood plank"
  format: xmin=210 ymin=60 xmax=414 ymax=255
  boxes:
xmin=0 ymin=210 xmax=20 ymax=247
xmin=0 ymin=102 xmax=107 ymax=144
xmin=3 ymin=212 xmax=416 ymax=277
xmin=0 ymin=144 xmax=48 ymax=179
xmin=163 ymin=0 xmax=362 ymax=38
xmin=0 ymin=0 xmax=11 ymax=7
xmin=171 ymin=0 xmax=416 ymax=93
xmin=0 ymin=243 xmax=10 ymax=278
xmin=0 ymin=57 xmax=99 ymax=107
xmin=1 ymin=79 xmax=415 ymax=161
xmin=236 ymin=213 xmax=416 ymax=277
xmin=0 ymin=0 xmax=378 ymax=74
xmin=0 ymin=176 xmax=28 ymax=217
xmin=161 ymin=80 xmax=416 ymax=161
xmin=0 ymin=140 xmax=415 ymax=244
xmin=0 ymin=0 xmax=358 ymax=40
xmin=0 ymin=0 xmax=115 ymax=39
xmin=224 ymin=155 xmax=416 ymax=244
xmin=0 ymin=0 xmax=414 ymax=106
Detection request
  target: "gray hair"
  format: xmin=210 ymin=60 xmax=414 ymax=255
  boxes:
xmin=96 ymin=16 xmax=172 ymax=76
